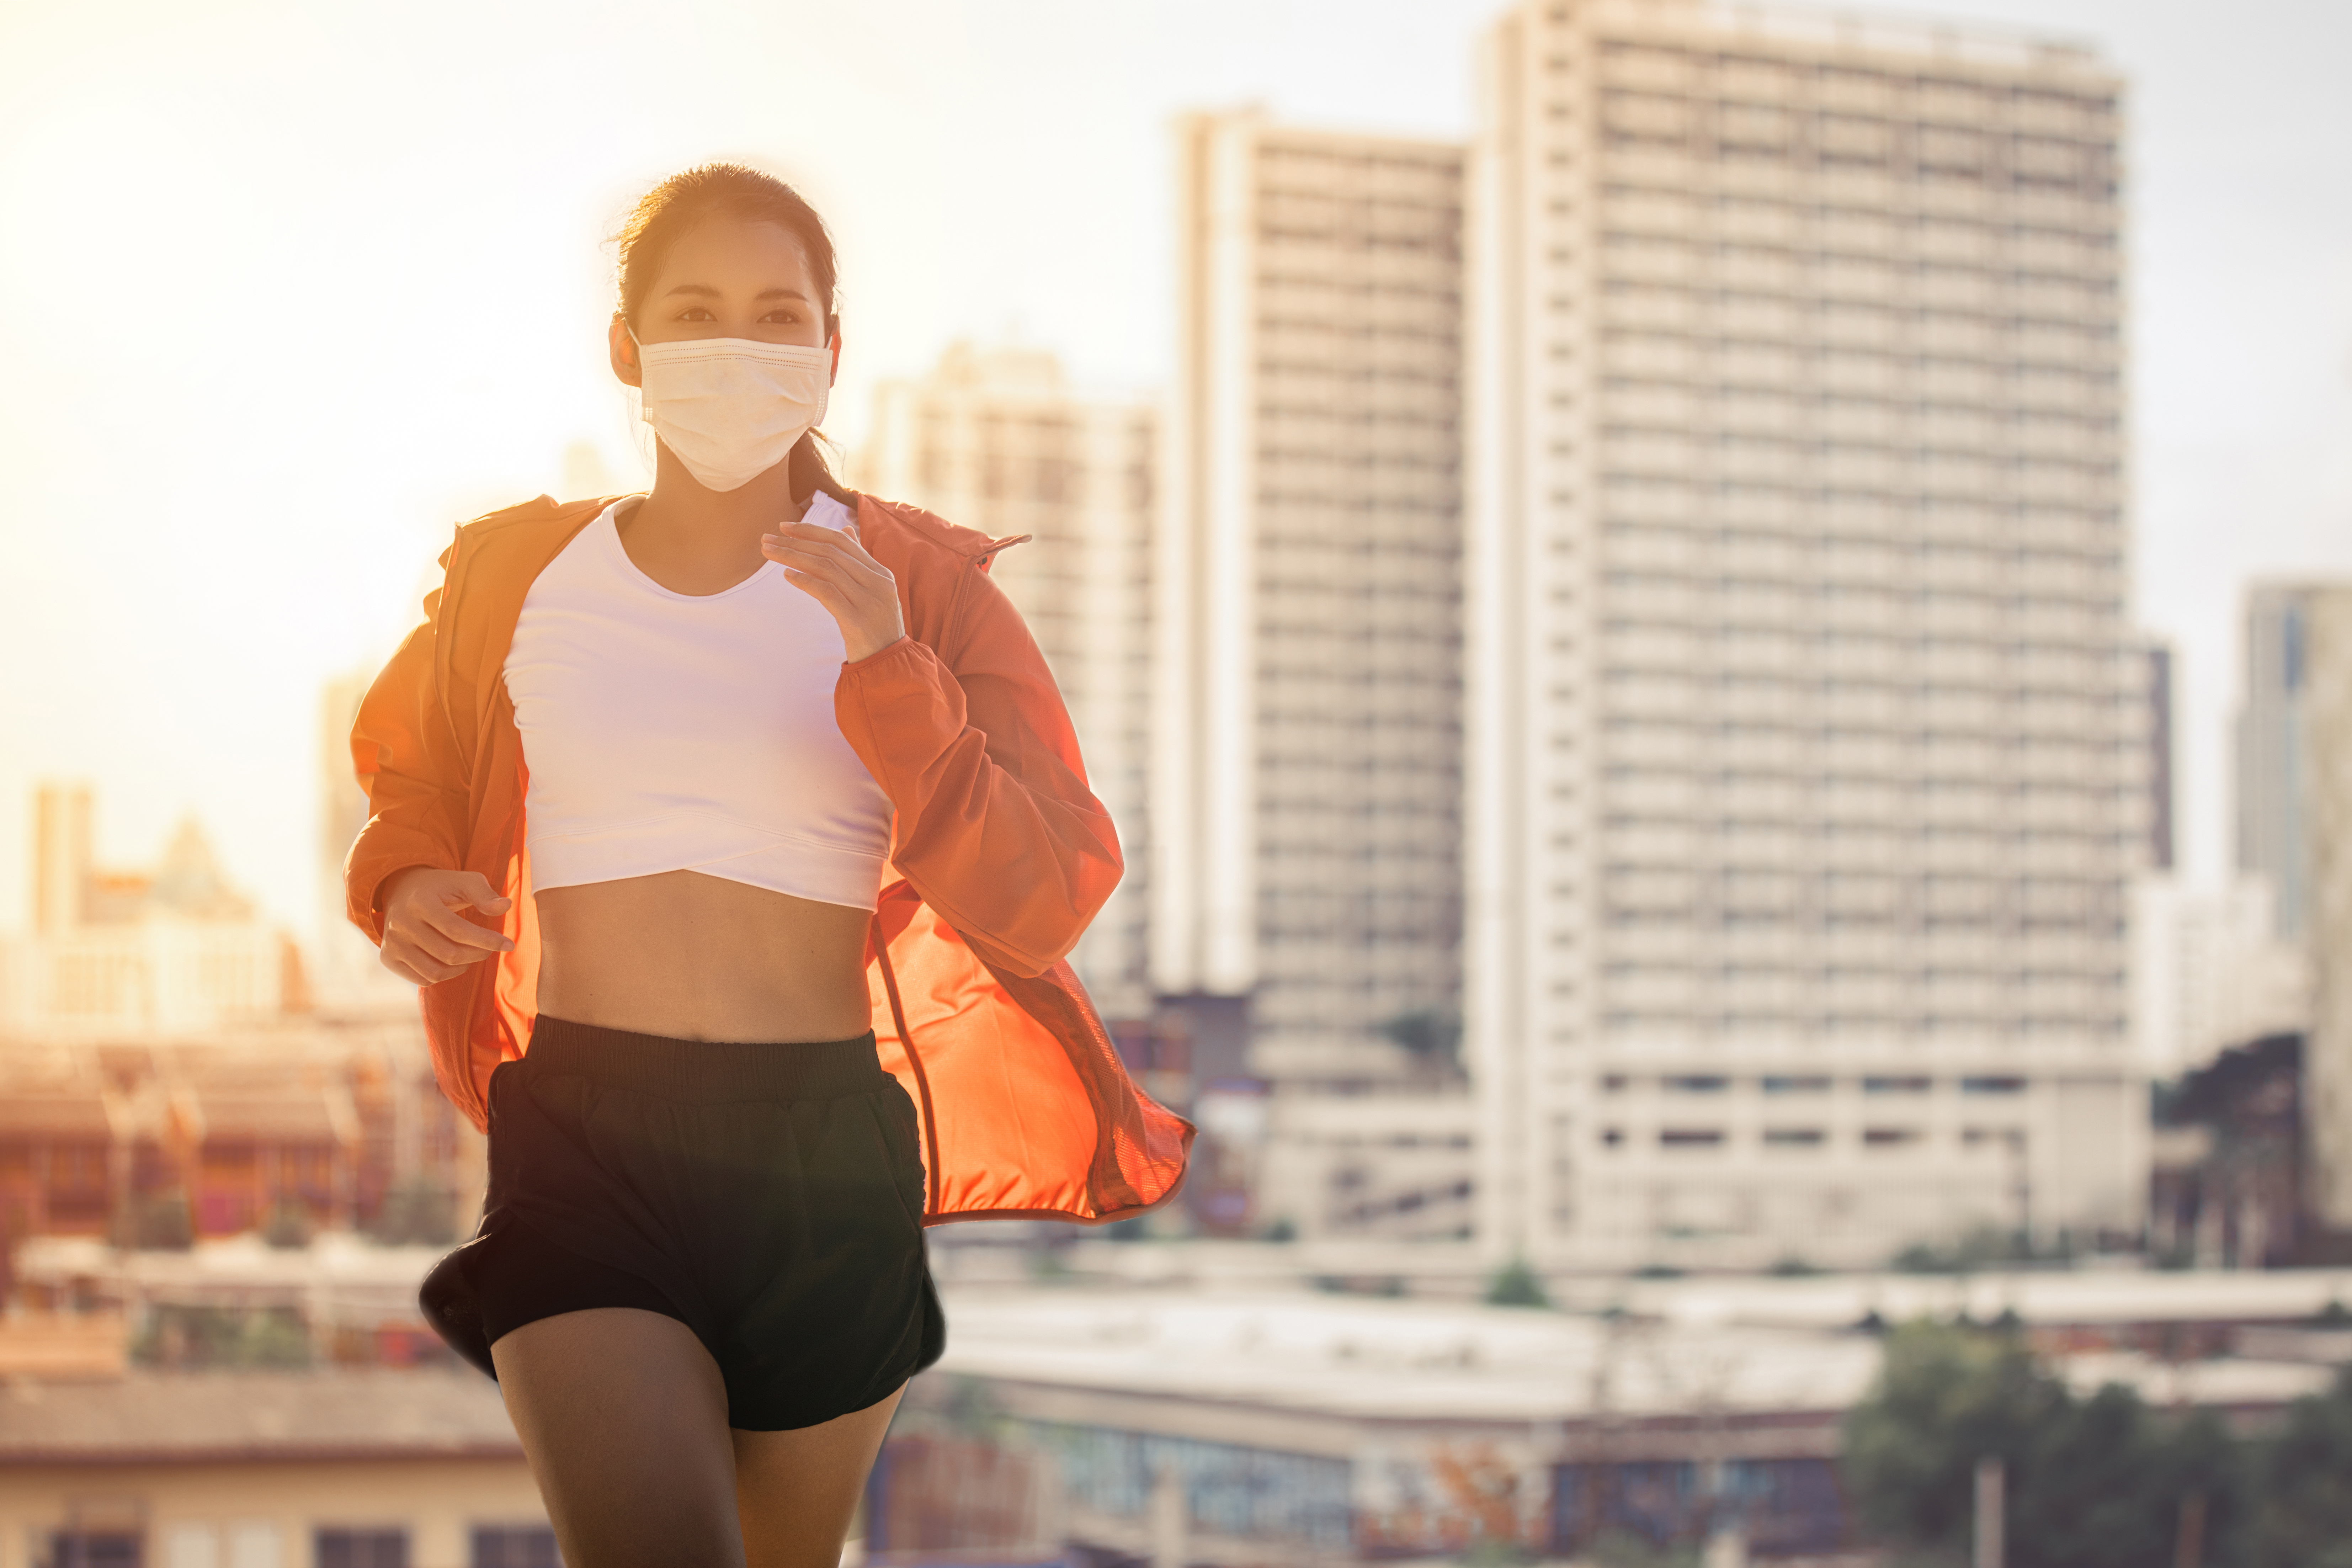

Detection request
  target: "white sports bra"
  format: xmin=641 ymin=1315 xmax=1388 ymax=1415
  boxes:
xmin=501 ymin=493 xmax=894 ymax=912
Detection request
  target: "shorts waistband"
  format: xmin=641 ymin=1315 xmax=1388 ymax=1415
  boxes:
xmin=526 ymin=1017 xmax=888 ymax=1100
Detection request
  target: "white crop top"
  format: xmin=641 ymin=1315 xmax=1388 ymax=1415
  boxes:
xmin=501 ymin=493 xmax=894 ymax=911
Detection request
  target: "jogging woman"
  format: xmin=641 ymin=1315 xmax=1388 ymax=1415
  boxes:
xmin=345 ymin=164 xmax=1190 ymax=1568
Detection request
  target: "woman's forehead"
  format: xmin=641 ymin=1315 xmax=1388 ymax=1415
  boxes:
xmin=659 ymin=216 xmax=815 ymax=287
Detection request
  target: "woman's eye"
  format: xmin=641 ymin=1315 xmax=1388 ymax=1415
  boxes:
xmin=760 ymin=310 xmax=800 ymax=325
xmin=676 ymin=308 xmax=715 ymax=322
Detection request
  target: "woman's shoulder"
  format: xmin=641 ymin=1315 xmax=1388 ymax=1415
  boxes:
xmin=454 ymin=493 xmax=624 ymax=549
xmin=852 ymin=493 xmax=1028 ymax=573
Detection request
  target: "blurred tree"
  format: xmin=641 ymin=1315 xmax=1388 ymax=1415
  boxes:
xmin=367 ymin=1177 xmax=458 ymax=1246
xmin=263 ymin=1197 xmax=314 ymax=1249
xmin=1483 ymin=1258 xmax=1549 ymax=1309
xmin=1844 ymin=1323 xmax=2246 ymax=1568
xmin=2243 ymin=1368 xmax=2352 ymax=1568
xmin=1378 ymin=1006 xmax=1462 ymax=1070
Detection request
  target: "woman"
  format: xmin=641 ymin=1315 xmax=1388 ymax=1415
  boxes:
xmin=345 ymin=164 xmax=1190 ymax=1568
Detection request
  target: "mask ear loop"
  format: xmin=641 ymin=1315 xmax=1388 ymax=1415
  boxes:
xmin=618 ymin=318 xmax=658 ymax=483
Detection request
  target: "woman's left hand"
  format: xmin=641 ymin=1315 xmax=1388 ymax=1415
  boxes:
xmin=762 ymin=517 xmax=906 ymax=663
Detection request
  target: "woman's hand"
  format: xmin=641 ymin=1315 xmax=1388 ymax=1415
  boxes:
xmin=762 ymin=517 xmax=906 ymax=663
xmin=378 ymin=866 xmax=514 ymax=985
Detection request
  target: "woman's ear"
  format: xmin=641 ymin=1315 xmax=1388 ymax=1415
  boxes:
xmin=609 ymin=314 xmax=643 ymax=389
xmin=828 ymin=330 xmax=843 ymax=386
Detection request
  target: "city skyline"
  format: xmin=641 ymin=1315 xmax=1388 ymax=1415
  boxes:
xmin=0 ymin=0 xmax=2347 ymax=939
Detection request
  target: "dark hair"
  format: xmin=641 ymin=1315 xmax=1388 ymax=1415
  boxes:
xmin=614 ymin=163 xmax=852 ymax=505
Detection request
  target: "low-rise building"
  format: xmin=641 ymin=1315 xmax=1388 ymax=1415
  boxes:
xmin=0 ymin=1370 xmax=550 ymax=1568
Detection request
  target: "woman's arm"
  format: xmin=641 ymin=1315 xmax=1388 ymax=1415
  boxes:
xmin=348 ymin=574 xmax=518 ymax=982
xmin=831 ymin=565 xmax=1123 ymax=978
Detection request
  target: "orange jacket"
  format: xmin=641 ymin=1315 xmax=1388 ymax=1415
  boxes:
xmin=345 ymin=491 xmax=1192 ymax=1224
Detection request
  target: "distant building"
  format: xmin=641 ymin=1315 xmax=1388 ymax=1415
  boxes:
xmin=0 ymin=1021 xmax=467 ymax=1248
xmin=318 ymin=672 xmax=421 ymax=1014
xmin=1469 ymin=0 xmax=2142 ymax=1266
xmin=2144 ymin=639 xmax=2176 ymax=872
xmin=2132 ymin=877 xmax=2308 ymax=1079
xmin=1159 ymin=111 xmax=1468 ymax=1089
xmin=3 ymin=785 xmax=304 ymax=1039
xmin=2302 ymin=587 xmax=2352 ymax=1231
xmin=859 ymin=344 xmax=1157 ymax=1020
xmin=2236 ymin=583 xmax=2337 ymax=942
xmin=0 ymin=1368 xmax=551 ymax=1568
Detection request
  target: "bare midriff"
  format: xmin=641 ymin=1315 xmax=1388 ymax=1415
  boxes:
xmin=534 ymin=871 xmax=873 ymax=1043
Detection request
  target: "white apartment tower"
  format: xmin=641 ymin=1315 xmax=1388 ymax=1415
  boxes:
xmin=860 ymin=344 xmax=1157 ymax=1018
xmin=1470 ymin=0 xmax=2143 ymax=1266
xmin=1161 ymin=112 xmax=1467 ymax=1084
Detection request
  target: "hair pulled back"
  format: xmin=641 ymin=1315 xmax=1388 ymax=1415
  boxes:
xmin=615 ymin=163 xmax=851 ymax=505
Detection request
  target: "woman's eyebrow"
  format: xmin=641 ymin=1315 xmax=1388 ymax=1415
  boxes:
xmin=660 ymin=282 xmax=811 ymax=303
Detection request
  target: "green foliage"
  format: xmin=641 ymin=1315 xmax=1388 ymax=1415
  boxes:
xmin=1767 ymin=1254 xmax=1823 ymax=1277
xmin=1484 ymin=1258 xmax=1550 ymax=1308
xmin=263 ymin=1198 xmax=314 ymax=1250
xmin=126 ymin=1191 xmax=194 ymax=1251
xmin=2242 ymin=1367 xmax=2352 ymax=1568
xmin=1585 ymin=1530 xmax=1698 ymax=1568
xmin=367 ymin=1178 xmax=458 ymax=1247
xmin=1378 ymin=1006 xmax=1462 ymax=1067
xmin=132 ymin=1305 xmax=313 ymax=1369
xmin=1454 ymin=1533 xmax=1538 ymax=1568
xmin=1258 ymin=1216 xmax=1298 ymax=1243
xmin=1842 ymin=1321 xmax=2245 ymax=1568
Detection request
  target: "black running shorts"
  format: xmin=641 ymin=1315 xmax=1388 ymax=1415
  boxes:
xmin=419 ymin=1017 xmax=946 ymax=1431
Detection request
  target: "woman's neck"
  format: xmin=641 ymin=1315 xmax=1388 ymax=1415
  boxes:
xmin=616 ymin=446 xmax=807 ymax=595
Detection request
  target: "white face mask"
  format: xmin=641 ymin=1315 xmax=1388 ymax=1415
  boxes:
xmin=629 ymin=329 xmax=832 ymax=493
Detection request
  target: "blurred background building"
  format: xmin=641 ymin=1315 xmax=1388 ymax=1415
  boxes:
xmin=857 ymin=344 xmax=1158 ymax=1023
xmin=2300 ymin=586 xmax=2352 ymax=1234
xmin=4 ymin=784 xmax=307 ymax=1039
xmin=1151 ymin=112 xmax=1475 ymax=1243
xmin=1467 ymin=0 xmax=2141 ymax=1269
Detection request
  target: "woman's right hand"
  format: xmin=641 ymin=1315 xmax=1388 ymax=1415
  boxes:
xmin=378 ymin=867 xmax=515 ymax=985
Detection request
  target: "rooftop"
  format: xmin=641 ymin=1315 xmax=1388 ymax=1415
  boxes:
xmin=0 ymin=1368 xmax=516 ymax=1465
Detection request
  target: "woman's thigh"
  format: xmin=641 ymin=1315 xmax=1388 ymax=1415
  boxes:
xmin=492 ymin=1307 xmax=744 ymax=1568
xmin=733 ymin=1382 xmax=908 ymax=1568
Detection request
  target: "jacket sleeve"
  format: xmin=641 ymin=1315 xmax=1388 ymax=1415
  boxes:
xmin=834 ymin=562 xmax=1123 ymax=977
xmin=344 ymin=556 xmax=469 ymax=941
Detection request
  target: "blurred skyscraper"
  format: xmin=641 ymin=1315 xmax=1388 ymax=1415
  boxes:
xmin=2294 ymin=589 xmax=2352 ymax=1231
xmin=859 ymin=344 xmax=1158 ymax=1018
xmin=316 ymin=672 xmax=419 ymax=1014
xmin=4 ymin=784 xmax=304 ymax=1037
xmin=1160 ymin=111 xmax=1468 ymax=1091
xmin=1469 ymin=0 xmax=2141 ymax=1266
xmin=2142 ymin=639 xmax=2175 ymax=874
xmin=2236 ymin=583 xmax=2329 ymax=943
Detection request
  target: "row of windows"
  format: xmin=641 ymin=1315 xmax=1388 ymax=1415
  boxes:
xmin=1598 ymin=1124 xmax=2027 ymax=1151
xmin=1605 ymin=1073 xmax=2028 ymax=1094
xmin=1595 ymin=189 xmax=2118 ymax=243
xmin=1592 ymin=47 xmax=2118 ymax=128
xmin=43 ymin=1523 xmax=557 ymax=1568
xmin=1598 ymin=1009 xmax=2129 ymax=1032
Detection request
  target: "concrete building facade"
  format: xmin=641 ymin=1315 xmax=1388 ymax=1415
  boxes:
xmin=1160 ymin=112 xmax=1468 ymax=1088
xmin=2301 ymin=589 xmax=2352 ymax=1231
xmin=859 ymin=344 xmax=1158 ymax=1020
xmin=2235 ymin=583 xmax=2327 ymax=944
xmin=5 ymin=785 xmax=302 ymax=1040
xmin=1469 ymin=0 xmax=2143 ymax=1267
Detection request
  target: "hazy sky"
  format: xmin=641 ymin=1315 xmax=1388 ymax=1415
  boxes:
xmin=1 ymin=0 xmax=2347 ymax=939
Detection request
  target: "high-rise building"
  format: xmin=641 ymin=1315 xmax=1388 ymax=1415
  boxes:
xmin=2235 ymin=583 xmax=2341 ymax=943
xmin=1469 ymin=0 xmax=2142 ymax=1266
xmin=5 ymin=784 xmax=302 ymax=1038
xmin=316 ymin=671 xmax=418 ymax=1012
xmin=2300 ymin=589 xmax=2352 ymax=1230
xmin=2143 ymin=639 xmax=2175 ymax=873
xmin=1160 ymin=110 xmax=1468 ymax=1089
xmin=858 ymin=344 xmax=1157 ymax=1018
